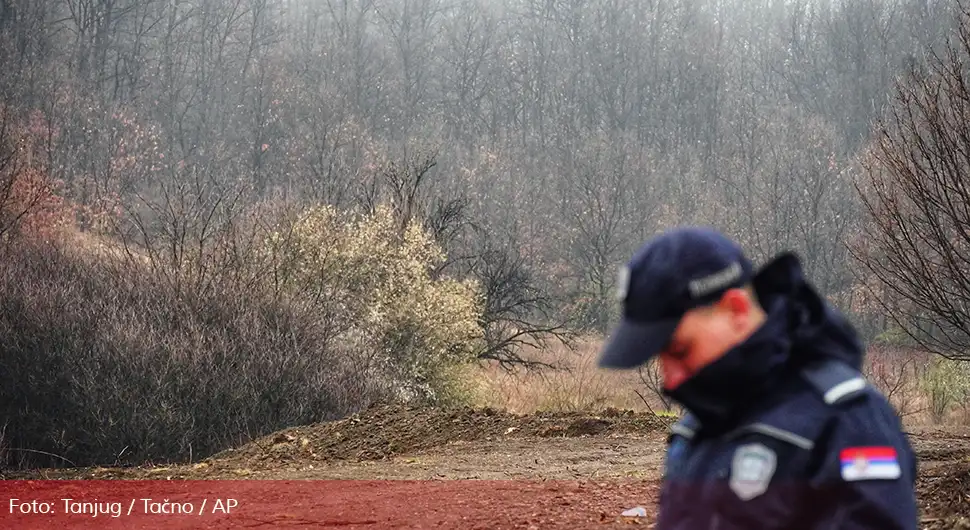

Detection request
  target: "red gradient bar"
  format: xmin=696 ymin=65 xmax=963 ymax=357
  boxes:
xmin=0 ymin=479 xmax=658 ymax=529
xmin=839 ymin=446 xmax=898 ymax=462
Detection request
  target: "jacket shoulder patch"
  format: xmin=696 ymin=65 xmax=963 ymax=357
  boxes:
xmin=839 ymin=446 xmax=902 ymax=481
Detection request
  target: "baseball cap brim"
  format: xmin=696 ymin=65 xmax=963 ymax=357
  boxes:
xmin=597 ymin=318 xmax=681 ymax=369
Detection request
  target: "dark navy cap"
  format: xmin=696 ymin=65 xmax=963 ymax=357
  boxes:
xmin=598 ymin=226 xmax=755 ymax=369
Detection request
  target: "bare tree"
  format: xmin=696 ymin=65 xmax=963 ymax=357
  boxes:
xmin=374 ymin=0 xmax=447 ymax=138
xmin=636 ymin=359 xmax=675 ymax=413
xmin=0 ymin=106 xmax=53 ymax=240
xmin=558 ymin=132 xmax=652 ymax=333
xmin=852 ymin=1 xmax=970 ymax=361
xmin=437 ymin=0 xmax=497 ymax=149
xmin=462 ymin=224 xmax=574 ymax=368
xmin=113 ymin=150 xmax=254 ymax=300
xmin=862 ymin=349 xmax=923 ymax=420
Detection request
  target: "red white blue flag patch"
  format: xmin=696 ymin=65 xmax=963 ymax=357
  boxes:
xmin=840 ymin=446 xmax=901 ymax=481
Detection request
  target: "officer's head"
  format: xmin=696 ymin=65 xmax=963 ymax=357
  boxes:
xmin=597 ymin=226 xmax=767 ymax=389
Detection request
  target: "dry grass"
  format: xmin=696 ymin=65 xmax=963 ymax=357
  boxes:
xmin=865 ymin=345 xmax=970 ymax=428
xmin=468 ymin=334 xmax=674 ymax=415
xmin=864 ymin=346 xmax=930 ymax=426
xmin=466 ymin=336 xmax=970 ymax=428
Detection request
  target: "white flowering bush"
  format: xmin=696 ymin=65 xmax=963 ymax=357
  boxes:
xmin=262 ymin=204 xmax=485 ymax=403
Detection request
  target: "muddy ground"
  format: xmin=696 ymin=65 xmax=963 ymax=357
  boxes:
xmin=6 ymin=405 xmax=970 ymax=528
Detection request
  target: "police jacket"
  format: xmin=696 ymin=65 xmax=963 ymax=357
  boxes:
xmin=657 ymin=254 xmax=919 ymax=529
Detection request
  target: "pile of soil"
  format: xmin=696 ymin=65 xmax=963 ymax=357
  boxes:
xmin=918 ymin=461 xmax=970 ymax=529
xmin=208 ymin=404 xmax=669 ymax=468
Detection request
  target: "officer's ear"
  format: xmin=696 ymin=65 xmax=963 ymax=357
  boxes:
xmin=717 ymin=287 xmax=758 ymax=330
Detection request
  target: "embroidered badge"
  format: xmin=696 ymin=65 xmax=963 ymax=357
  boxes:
xmin=729 ymin=443 xmax=777 ymax=501
xmin=840 ymin=446 xmax=901 ymax=481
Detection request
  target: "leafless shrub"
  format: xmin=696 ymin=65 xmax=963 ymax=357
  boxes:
xmin=0 ymin=238 xmax=391 ymax=469
xmin=863 ymin=347 xmax=926 ymax=421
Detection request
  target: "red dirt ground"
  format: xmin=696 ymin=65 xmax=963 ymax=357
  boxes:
xmin=4 ymin=405 xmax=970 ymax=529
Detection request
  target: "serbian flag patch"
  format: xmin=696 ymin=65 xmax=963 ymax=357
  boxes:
xmin=840 ymin=446 xmax=902 ymax=481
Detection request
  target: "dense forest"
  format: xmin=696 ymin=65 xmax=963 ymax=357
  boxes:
xmin=1 ymin=0 xmax=959 ymax=332
xmin=3 ymin=0 xmax=970 ymax=467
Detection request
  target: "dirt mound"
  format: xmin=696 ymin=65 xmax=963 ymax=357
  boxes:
xmin=209 ymin=404 xmax=668 ymax=468
xmin=918 ymin=461 xmax=970 ymax=529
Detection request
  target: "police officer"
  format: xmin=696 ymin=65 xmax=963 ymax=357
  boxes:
xmin=598 ymin=226 xmax=919 ymax=529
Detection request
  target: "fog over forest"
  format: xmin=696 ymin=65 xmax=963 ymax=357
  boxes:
xmin=1 ymin=0 xmax=966 ymax=347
